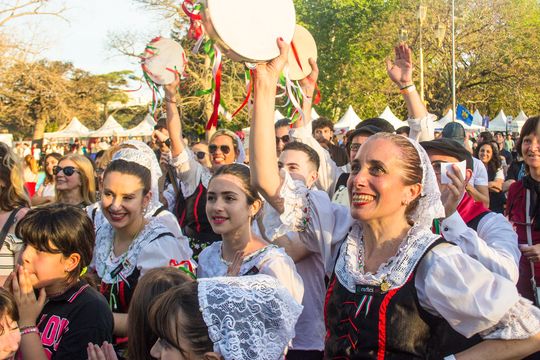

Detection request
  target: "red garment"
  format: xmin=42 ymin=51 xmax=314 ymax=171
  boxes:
xmin=24 ymin=182 xmax=36 ymax=198
xmin=506 ymin=180 xmax=540 ymax=302
xmin=456 ymin=193 xmax=490 ymax=224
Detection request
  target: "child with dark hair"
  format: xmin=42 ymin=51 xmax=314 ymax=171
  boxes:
xmin=7 ymin=203 xmax=113 ymax=360
xmin=87 ymin=267 xmax=194 ymax=360
xmin=0 ymin=288 xmax=20 ymax=359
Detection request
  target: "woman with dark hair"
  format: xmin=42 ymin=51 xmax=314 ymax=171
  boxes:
xmin=197 ymin=163 xmax=304 ymax=304
xmin=7 ymin=204 xmax=113 ymax=359
xmin=87 ymin=267 xmax=194 ymax=360
xmin=158 ymin=76 xmax=247 ymax=257
xmin=90 ymin=155 xmax=192 ymax=356
xmin=148 ymin=275 xmax=302 ymax=360
xmin=32 ymin=152 xmax=62 ymax=206
xmin=250 ymin=41 xmax=540 ymax=358
xmin=0 ymin=288 xmax=20 ymax=359
xmin=507 ymin=116 xmax=540 ymax=306
xmin=475 ymin=141 xmax=505 ymax=213
xmin=0 ymin=143 xmax=29 ymax=285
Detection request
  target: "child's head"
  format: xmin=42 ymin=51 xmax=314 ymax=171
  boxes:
xmin=206 ymin=164 xmax=262 ymax=235
xmin=128 ymin=267 xmax=194 ymax=360
xmin=149 ymin=282 xmax=216 ymax=360
xmin=0 ymin=289 xmax=20 ymax=359
xmin=16 ymin=204 xmax=95 ymax=288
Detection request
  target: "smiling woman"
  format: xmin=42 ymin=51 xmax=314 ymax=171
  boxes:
xmin=90 ymin=158 xmax=192 ymax=355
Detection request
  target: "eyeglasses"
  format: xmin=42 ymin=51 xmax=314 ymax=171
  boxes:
xmin=276 ymin=135 xmax=290 ymax=144
xmin=53 ymin=166 xmax=79 ymax=177
xmin=350 ymin=143 xmax=362 ymax=152
xmin=430 ymin=162 xmax=442 ymax=174
xmin=209 ymin=145 xmax=231 ymax=154
xmin=195 ymin=151 xmax=207 ymax=160
xmin=96 ymin=168 xmax=105 ymax=175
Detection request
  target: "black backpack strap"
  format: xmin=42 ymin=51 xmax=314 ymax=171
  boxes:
xmin=334 ymin=172 xmax=349 ymax=193
xmin=150 ymin=232 xmax=175 ymax=243
xmin=152 ymin=206 xmax=167 ymax=217
xmin=466 ymin=211 xmax=491 ymax=232
xmin=0 ymin=208 xmax=23 ymax=250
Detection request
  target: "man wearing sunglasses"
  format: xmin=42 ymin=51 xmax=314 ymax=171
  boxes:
xmin=275 ymin=118 xmax=292 ymax=156
xmin=191 ymin=142 xmax=211 ymax=168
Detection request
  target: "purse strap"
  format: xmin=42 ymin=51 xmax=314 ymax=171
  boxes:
xmin=0 ymin=208 xmax=22 ymax=250
xmin=526 ymin=190 xmax=537 ymax=285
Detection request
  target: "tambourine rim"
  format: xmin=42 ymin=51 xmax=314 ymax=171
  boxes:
xmin=200 ymin=0 xmax=296 ymax=62
xmin=143 ymin=38 xmax=186 ymax=85
xmin=288 ymin=24 xmax=318 ymax=81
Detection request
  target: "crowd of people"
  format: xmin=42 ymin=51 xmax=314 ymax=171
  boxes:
xmin=0 ymin=40 xmax=540 ymax=360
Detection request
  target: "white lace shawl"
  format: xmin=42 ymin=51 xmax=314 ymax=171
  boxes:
xmin=197 ymin=241 xmax=304 ymax=304
xmin=198 ymin=275 xmax=303 ymax=360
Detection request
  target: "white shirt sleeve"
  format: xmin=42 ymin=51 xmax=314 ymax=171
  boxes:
xmin=261 ymin=171 xmax=352 ymax=275
xmin=440 ymin=211 xmax=520 ymax=283
xmin=169 ymin=147 xmax=209 ymax=197
xmin=163 ymin=183 xmax=177 ymax=213
xmin=137 ymin=234 xmax=192 ymax=277
xmin=289 ymin=122 xmax=343 ymax=196
xmin=154 ymin=211 xmax=193 ymax=261
xmin=416 ymin=243 xmax=540 ymax=339
xmin=495 ymin=167 xmax=505 ymax=180
xmin=472 ymin=158 xmax=489 ymax=186
xmin=407 ymin=113 xmax=437 ymax=142
xmin=259 ymin=250 xmax=305 ymax=305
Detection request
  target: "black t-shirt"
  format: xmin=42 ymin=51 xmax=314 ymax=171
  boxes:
xmin=35 ymin=280 xmax=113 ymax=359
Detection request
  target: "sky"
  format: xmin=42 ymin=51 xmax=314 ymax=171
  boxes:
xmin=13 ymin=0 xmax=173 ymax=75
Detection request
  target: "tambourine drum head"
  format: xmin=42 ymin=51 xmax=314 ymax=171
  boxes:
xmin=202 ymin=0 xmax=296 ymax=62
xmin=288 ymin=25 xmax=318 ymax=81
xmin=143 ymin=38 xmax=186 ymax=85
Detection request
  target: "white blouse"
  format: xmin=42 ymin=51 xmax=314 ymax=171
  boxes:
xmin=86 ymin=203 xmax=192 ymax=261
xmin=197 ymin=241 xmax=304 ymax=305
xmin=91 ymin=218 xmax=192 ymax=284
xmin=272 ymin=170 xmax=540 ymax=340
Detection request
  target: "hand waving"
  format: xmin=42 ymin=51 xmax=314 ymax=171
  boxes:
xmin=386 ymin=43 xmax=413 ymax=88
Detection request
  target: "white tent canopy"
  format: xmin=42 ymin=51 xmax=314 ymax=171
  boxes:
xmin=274 ymin=110 xmax=285 ymax=123
xmin=514 ymin=110 xmax=528 ymax=133
xmin=44 ymin=117 xmax=90 ymax=139
xmin=311 ymin=108 xmax=320 ymax=120
xmin=125 ymin=114 xmax=156 ymax=137
xmin=434 ymin=110 xmax=483 ymax=131
xmin=472 ymin=110 xmax=484 ymax=128
xmin=0 ymin=133 xmax=13 ymax=147
xmin=489 ymin=110 xmax=508 ymax=132
xmin=334 ymin=105 xmax=361 ymax=132
xmin=378 ymin=106 xmax=406 ymax=130
xmin=90 ymin=115 xmax=125 ymax=137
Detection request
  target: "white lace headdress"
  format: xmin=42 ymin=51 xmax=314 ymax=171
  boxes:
xmin=406 ymin=137 xmax=445 ymax=228
xmin=112 ymin=142 xmax=163 ymax=215
xmin=198 ymin=275 xmax=303 ymax=360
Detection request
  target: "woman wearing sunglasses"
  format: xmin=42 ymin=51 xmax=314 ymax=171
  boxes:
xmin=191 ymin=142 xmax=211 ymax=169
xmin=161 ymin=75 xmax=246 ymax=257
xmin=54 ymin=154 xmax=96 ymax=208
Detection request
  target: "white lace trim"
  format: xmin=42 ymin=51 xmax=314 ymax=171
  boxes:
xmin=199 ymin=241 xmax=283 ymax=277
xmin=94 ymin=219 xmax=170 ymax=283
xmin=198 ymin=275 xmax=303 ymax=360
xmin=335 ymin=222 xmax=440 ymax=293
xmin=262 ymin=170 xmax=310 ymax=241
xmin=480 ymin=298 xmax=540 ymax=340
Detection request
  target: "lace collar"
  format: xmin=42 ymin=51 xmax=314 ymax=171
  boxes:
xmin=335 ymin=222 xmax=440 ymax=293
xmin=199 ymin=241 xmax=281 ymax=277
xmin=94 ymin=219 xmax=167 ymax=283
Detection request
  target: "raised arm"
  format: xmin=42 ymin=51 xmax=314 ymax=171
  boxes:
xmin=250 ymin=39 xmax=290 ymax=212
xmin=163 ymin=74 xmax=185 ymax=158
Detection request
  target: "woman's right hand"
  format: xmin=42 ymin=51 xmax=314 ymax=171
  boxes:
xmin=163 ymin=71 xmax=181 ymax=99
xmin=385 ymin=43 xmax=413 ymax=88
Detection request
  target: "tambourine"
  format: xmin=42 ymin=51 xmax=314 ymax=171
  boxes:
xmin=288 ymin=25 xmax=317 ymax=81
xmin=141 ymin=37 xmax=187 ymax=85
xmin=200 ymin=0 xmax=296 ymax=62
